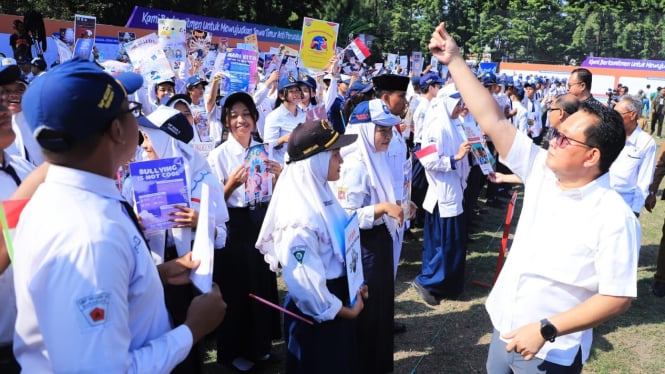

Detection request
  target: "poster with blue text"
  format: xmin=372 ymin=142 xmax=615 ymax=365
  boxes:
xmin=129 ymin=157 xmax=190 ymax=232
xmin=220 ymin=48 xmax=258 ymax=96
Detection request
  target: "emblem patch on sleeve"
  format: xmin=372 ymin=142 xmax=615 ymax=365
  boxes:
xmin=291 ymin=246 xmax=306 ymax=264
xmin=77 ymin=292 xmax=110 ymax=327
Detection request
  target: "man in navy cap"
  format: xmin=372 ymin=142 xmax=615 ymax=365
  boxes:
xmin=13 ymin=58 xmax=226 ymax=372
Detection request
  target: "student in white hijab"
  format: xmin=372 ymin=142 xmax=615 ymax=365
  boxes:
xmin=333 ymin=98 xmax=409 ymax=374
xmin=125 ymin=105 xmax=229 ymax=373
xmin=411 ymin=84 xmax=471 ymax=306
xmin=256 ymin=119 xmax=366 ymax=373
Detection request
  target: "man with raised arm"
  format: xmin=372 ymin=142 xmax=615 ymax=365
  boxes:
xmin=429 ymin=23 xmax=639 ymax=373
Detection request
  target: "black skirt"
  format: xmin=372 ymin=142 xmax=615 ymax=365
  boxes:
xmin=284 ymin=277 xmax=359 ymax=374
xmin=214 ymin=205 xmax=281 ymax=363
xmin=357 ymin=223 xmax=394 ymax=373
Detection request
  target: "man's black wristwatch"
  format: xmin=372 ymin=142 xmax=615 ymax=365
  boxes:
xmin=540 ymin=318 xmax=558 ymax=343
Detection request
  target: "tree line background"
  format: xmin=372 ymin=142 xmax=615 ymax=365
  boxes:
xmin=2 ymin=0 xmax=665 ymax=66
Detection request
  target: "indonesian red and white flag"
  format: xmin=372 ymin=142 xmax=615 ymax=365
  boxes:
xmin=348 ymin=37 xmax=371 ymax=62
xmin=414 ymin=144 xmax=438 ymax=164
xmin=0 ymin=199 xmax=29 ymax=263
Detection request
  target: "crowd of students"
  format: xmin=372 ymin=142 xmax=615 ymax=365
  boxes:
xmin=0 ymin=18 xmax=652 ymax=374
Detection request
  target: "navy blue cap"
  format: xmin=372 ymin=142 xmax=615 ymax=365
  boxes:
xmin=419 ymin=72 xmax=444 ymax=90
xmin=278 ymin=75 xmax=299 ymax=91
xmin=22 ymin=58 xmax=144 ymax=152
xmin=349 ymin=98 xmax=401 ymax=126
xmin=480 ymin=72 xmax=497 ymax=87
xmin=186 ymin=75 xmax=207 ymax=90
xmin=346 ymin=77 xmax=373 ymax=99
xmin=299 ymin=75 xmax=317 ymax=90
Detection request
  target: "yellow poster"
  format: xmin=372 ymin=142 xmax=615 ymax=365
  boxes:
xmin=299 ymin=17 xmax=338 ymax=71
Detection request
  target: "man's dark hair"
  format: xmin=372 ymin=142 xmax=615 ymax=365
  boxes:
xmin=570 ymin=68 xmax=592 ymax=89
xmin=555 ymin=94 xmax=580 ymax=115
xmin=580 ymin=101 xmax=625 ymax=175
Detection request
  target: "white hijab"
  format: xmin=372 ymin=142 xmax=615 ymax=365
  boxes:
xmin=138 ymin=125 xmax=215 ymax=258
xmin=256 ymin=151 xmax=347 ymax=272
xmin=140 ymin=126 xmax=210 ymax=188
xmin=341 ymin=121 xmax=398 ymax=238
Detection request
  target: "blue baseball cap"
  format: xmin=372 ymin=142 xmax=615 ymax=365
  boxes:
xmin=480 ymin=72 xmax=497 ymax=87
xmin=22 ymin=58 xmax=143 ymax=152
xmin=186 ymin=75 xmax=207 ymax=90
xmin=278 ymin=75 xmax=299 ymax=91
xmin=299 ymin=75 xmax=317 ymax=90
xmin=419 ymin=72 xmax=444 ymax=90
xmin=349 ymin=98 xmax=401 ymax=126
xmin=346 ymin=77 xmax=373 ymax=99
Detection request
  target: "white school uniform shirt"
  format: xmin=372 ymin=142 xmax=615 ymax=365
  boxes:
xmin=522 ymin=97 xmax=543 ymax=138
xmin=0 ymin=152 xmax=34 ymax=345
xmin=511 ymin=100 xmax=528 ymax=134
xmin=256 ymin=152 xmax=347 ymax=322
xmin=413 ymin=96 xmax=431 ymax=145
xmin=13 ymin=165 xmax=192 ymax=373
xmin=419 ymin=97 xmax=467 ymax=218
xmin=609 ymin=126 xmax=657 ymax=214
xmin=208 ymin=135 xmax=264 ymax=208
xmin=253 ymin=82 xmax=277 ymax=139
xmin=263 ymin=104 xmax=306 ymax=165
xmin=486 ymin=131 xmax=640 ymax=366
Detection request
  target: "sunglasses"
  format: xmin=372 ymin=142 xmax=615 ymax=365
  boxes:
xmin=550 ymin=128 xmax=594 ymax=149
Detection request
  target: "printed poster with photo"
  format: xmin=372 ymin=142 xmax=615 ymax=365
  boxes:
xmin=220 ymin=48 xmax=259 ymax=96
xmin=59 ymin=28 xmax=75 ymax=48
xmin=129 ymin=157 xmax=190 ymax=232
xmin=263 ymin=49 xmax=281 ymax=76
xmin=411 ymin=51 xmax=423 ymax=76
xmin=244 ymin=144 xmax=272 ymax=204
xmin=461 ymin=122 xmax=495 ymax=175
xmin=202 ymin=43 xmax=219 ymax=77
xmin=125 ymin=33 xmax=175 ymax=85
xmin=343 ymin=212 xmax=364 ymax=306
xmin=186 ymin=29 xmax=212 ymax=76
xmin=158 ymin=19 xmax=187 ymax=77
xmin=401 ymin=157 xmax=412 ymax=217
xmin=73 ymin=14 xmax=96 ymax=60
xmin=117 ymin=31 xmax=136 ymax=63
